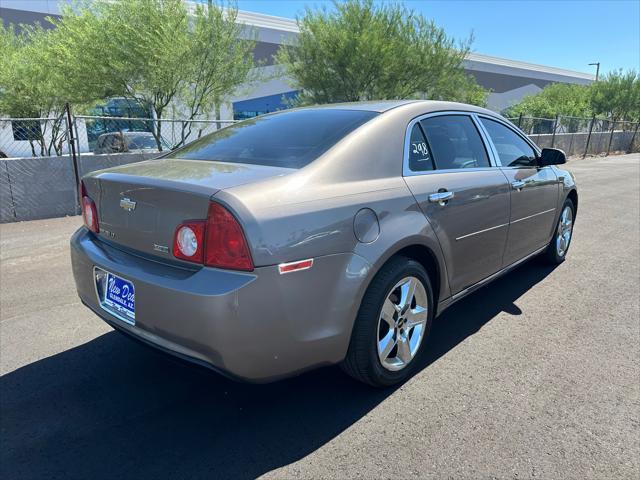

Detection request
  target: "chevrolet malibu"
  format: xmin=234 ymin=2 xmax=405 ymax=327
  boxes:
xmin=71 ymin=100 xmax=577 ymax=386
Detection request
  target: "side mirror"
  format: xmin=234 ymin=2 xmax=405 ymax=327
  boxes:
xmin=539 ymin=148 xmax=566 ymax=167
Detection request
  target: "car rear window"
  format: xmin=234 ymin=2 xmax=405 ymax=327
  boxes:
xmin=166 ymin=109 xmax=379 ymax=169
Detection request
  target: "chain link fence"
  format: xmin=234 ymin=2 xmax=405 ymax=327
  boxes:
xmin=0 ymin=113 xmax=236 ymax=159
xmin=1 ymin=110 xmax=639 ymax=223
xmin=507 ymin=114 xmax=640 ymax=157
xmin=74 ymin=115 xmax=236 ymax=154
xmin=0 ymin=116 xmax=72 ymax=158
xmin=0 ymin=111 xmax=237 ymax=222
xmin=2 ymin=112 xmax=637 ymax=161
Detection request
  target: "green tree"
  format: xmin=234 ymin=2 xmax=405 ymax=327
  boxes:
xmin=590 ymin=69 xmax=640 ymax=122
xmin=276 ymin=0 xmax=487 ymax=106
xmin=506 ymin=69 xmax=640 ymax=126
xmin=0 ymin=24 xmax=72 ymax=155
xmin=48 ymin=0 xmax=257 ymax=149
xmin=176 ymin=1 xmax=259 ymax=146
xmin=505 ymin=83 xmax=593 ymax=119
xmin=2 ymin=0 xmax=257 ymax=153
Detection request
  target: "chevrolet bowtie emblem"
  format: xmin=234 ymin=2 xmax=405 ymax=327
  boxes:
xmin=120 ymin=197 xmax=137 ymax=211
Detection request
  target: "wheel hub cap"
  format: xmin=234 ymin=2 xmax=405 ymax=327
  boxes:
xmin=377 ymin=276 xmax=428 ymax=372
xmin=556 ymin=206 xmax=573 ymax=257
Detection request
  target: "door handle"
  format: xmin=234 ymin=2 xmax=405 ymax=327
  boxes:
xmin=511 ymin=180 xmax=526 ymax=190
xmin=428 ymin=191 xmax=454 ymax=205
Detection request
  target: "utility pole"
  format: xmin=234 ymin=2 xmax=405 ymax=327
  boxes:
xmin=589 ymin=62 xmax=600 ymax=81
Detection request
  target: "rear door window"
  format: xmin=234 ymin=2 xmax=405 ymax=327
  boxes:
xmin=419 ymin=115 xmax=490 ymax=170
xmin=166 ymin=109 xmax=379 ymax=169
xmin=408 ymin=123 xmax=434 ymax=172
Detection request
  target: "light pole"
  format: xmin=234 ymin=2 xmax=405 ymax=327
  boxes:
xmin=589 ymin=62 xmax=600 ymax=81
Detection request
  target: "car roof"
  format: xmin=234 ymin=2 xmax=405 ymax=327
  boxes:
xmin=122 ymin=131 xmax=154 ymax=137
xmin=293 ymin=99 xmax=500 ymax=117
xmin=307 ymin=100 xmax=418 ymax=112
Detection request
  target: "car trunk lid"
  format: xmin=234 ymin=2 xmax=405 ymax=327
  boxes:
xmin=84 ymin=158 xmax=292 ymax=262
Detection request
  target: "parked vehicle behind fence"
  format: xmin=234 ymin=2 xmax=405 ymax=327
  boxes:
xmin=94 ymin=131 xmax=166 ymax=154
xmin=71 ymin=100 xmax=577 ymax=386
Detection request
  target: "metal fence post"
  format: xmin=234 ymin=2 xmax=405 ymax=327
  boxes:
xmin=568 ymin=131 xmax=575 ymax=156
xmin=606 ymin=120 xmax=616 ymax=156
xmin=583 ymin=115 xmax=596 ymax=158
xmin=65 ymin=103 xmax=81 ymax=212
xmin=628 ymin=122 xmax=639 ymax=154
xmin=517 ymin=113 xmax=523 ymax=128
xmin=551 ymin=114 xmax=559 ymax=148
xmin=72 ymin=115 xmax=82 ymax=159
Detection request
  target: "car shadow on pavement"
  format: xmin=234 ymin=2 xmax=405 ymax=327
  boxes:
xmin=1 ymin=261 xmax=556 ymax=479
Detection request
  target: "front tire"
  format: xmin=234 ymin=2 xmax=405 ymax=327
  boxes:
xmin=341 ymin=256 xmax=434 ymax=387
xmin=543 ymin=198 xmax=575 ymax=264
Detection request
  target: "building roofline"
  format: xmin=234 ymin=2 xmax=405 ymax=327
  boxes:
xmin=465 ymin=52 xmax=595 ymax=81
xmin=3 ymin=0 xmax=596 ymax=81
xmin=235 ymin=9 xmax=300 ymax=33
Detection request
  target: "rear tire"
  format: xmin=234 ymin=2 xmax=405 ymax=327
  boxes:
xmin=543 ymin=198 xmax=575 ymax=264
xmin=341 ymin=256 xmax=434 ymax=387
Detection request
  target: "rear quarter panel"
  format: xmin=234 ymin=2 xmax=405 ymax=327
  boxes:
xmin=216 ymin=174 xmax=451 ymax=304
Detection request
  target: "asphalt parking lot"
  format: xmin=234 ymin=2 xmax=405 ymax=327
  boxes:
xmin=1 ymin=153 xmax=638 ymax=479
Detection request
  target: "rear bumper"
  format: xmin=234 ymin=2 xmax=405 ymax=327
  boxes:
xmin=70 ymin=228 xmax=371 ymax=382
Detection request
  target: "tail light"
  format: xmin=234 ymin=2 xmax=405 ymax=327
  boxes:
xmin=204 ymin=202 xmax=253 ymax=271
xmin=173 ymin=221 xmax=205 ymax=262
xmin=81 ymin=181 xmax=99 ymax=233
xmin=173 ymin=202 xmax=253 ymax=271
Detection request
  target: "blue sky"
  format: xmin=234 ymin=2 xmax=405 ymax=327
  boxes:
xmin=235 ymin=0 xmax=640 ymax=75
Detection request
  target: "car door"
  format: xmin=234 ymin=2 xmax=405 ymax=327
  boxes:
xmin=477 ymin=116 xmax=559 ymax=266
xmin=101 ymin=134 xmax=117 ymax=154
xmin=403 ymin=113 xmax=511 ymax=295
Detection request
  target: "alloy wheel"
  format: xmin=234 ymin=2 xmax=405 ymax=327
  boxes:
xmin=377 ymin=276 xmax=429 ymax=371
xmin=556 ymin=205 xmax=573 ymax=257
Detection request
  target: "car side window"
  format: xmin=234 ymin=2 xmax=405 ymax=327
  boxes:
xmin=420 ymin=115 xmax=490 ymax=170
xmin=408 ymin=123 xmax=434 ymax=172
xmin=479 ymin=117 xmax=537 ymax=167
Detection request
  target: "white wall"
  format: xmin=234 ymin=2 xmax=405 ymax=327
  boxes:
xmin=486 ymin=84 xmax=544 ymax=112
xmin=0 ymin=119 xmax=71 ymax=158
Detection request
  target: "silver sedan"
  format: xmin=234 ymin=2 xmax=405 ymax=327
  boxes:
xmin=71 ymin=100 xmax=577 ymax=386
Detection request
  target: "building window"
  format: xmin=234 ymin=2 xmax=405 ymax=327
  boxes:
xmin=12 ymin=120 xmax=42 ymax=141
xmin=233 ymin=91 xmax=299 ymax=120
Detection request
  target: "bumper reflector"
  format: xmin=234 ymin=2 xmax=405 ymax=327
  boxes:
xmin=278 ymin=258 xmax=314 ymax=274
